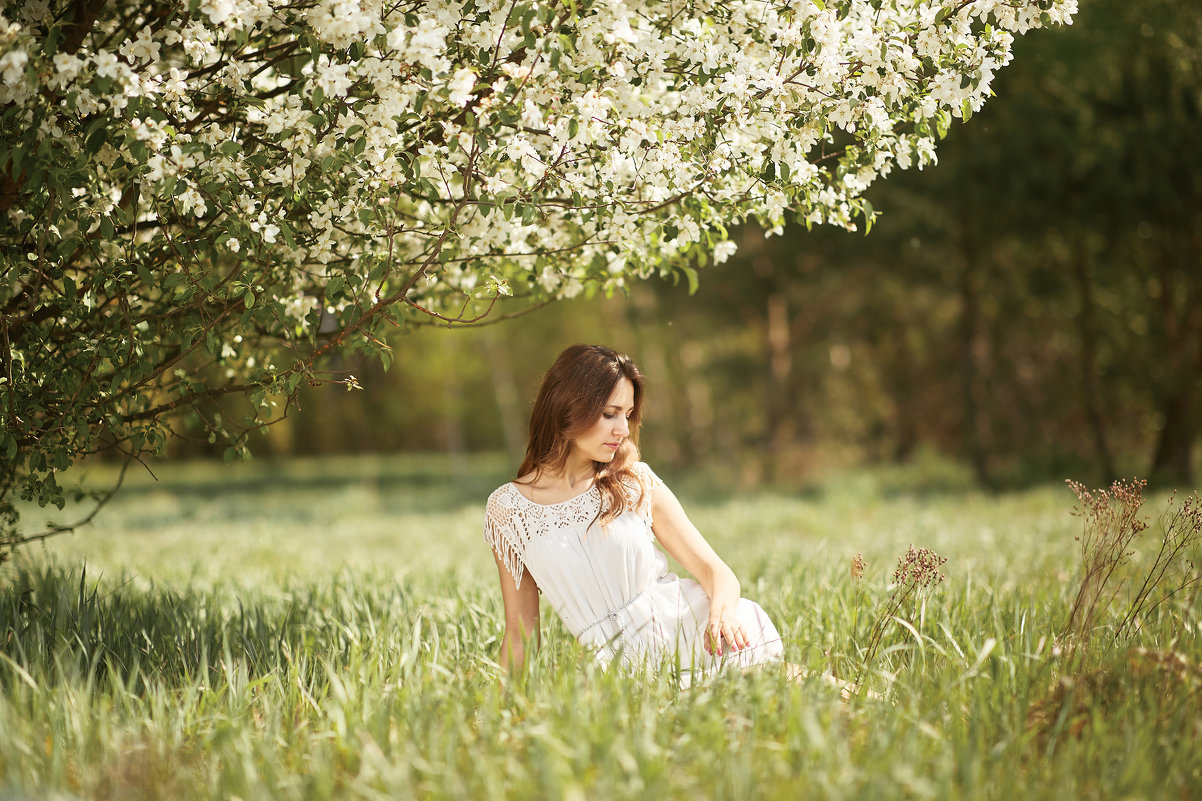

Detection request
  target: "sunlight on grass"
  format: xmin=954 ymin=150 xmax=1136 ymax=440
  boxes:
xmin=3 ymin=455 xmax=1199 ymax=800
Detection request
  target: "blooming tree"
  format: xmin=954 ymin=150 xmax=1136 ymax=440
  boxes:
xmin=0 ymin=0 xmax=1075 ymax=553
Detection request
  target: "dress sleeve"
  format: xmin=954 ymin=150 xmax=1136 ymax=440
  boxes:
xmin=627 ymin=461 xmax=665 ymax=525
xmin=483 ymin=486 xmax=530 ymax=589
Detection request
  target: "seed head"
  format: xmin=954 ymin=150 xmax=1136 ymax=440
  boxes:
xmin=892 ymin=544 xmax=947 ymax=589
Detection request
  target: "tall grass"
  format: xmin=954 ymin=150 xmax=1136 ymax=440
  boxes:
xmin=2 ymin=455 xmax=1199 ymax=800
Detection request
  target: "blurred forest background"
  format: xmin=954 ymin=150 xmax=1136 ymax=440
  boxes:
xmin=171 ymin=0 xmax=1201 ymax=490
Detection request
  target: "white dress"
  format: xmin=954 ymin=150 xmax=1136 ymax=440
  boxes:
xmin=483 ymin=462 xmax=784 ymax=679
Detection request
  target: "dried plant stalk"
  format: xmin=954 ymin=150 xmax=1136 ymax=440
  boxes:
xmin=1062 ymin=478 xmax=1148 ymax=647
xmin=854 ymin=544 xmax=947 ymax=693
xmin=850 ymin=553 xmax=865 ymax=580
xmin=1114 ymin=490 xmax=1202 ymax=640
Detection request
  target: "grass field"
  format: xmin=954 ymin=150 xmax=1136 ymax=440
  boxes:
xmin=2 ymin=454 xmax=1199 ymax=800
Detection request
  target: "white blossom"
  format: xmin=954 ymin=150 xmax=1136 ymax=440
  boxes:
xmin=316 ymin=59 xmax=353 ymax=97
xmin=447 ymin=67 xmax=476 ymax=108
xmin=18 ymin=1 xmax=50 ymax=26
xmin=119 ymin=27 xmax=160 ymax=63
xmin=0 ymin=0 xmax=1077 ymax=329
xmin=201 ymin=0 xmax=243 ymax=27
xmin=0 ymin=48 xmax=26 ymax=84
xmin=713 ymin=240 xmax=738 ymax=265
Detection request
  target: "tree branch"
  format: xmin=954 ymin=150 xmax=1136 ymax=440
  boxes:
xmin=8 ymin=456 xmax=130 ymax=549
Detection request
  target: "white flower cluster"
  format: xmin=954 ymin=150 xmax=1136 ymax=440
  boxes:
xmin=0 ymin=0 xmax=1075 ymax=335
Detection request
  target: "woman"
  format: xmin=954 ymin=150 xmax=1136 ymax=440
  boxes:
xmin=483 ymin=344 xmax=785 ymax=682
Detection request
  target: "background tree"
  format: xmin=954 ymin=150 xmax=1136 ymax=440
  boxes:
xmin=883 ymin=0 xmax=1202 ymax=485
xmin=143 ymin=0 xmax=1199 ymax=496
xmin=662 ymin=0 xmax=1201 ymax=486
xmin=0 ymin=0 xmax=1076 ymax=555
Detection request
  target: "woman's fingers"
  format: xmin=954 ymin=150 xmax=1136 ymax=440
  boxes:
xmin=708 ymin=619 xmax=722 ymax=655
xmin=707 ymin=616 xmax=752 ymax=656
xmin=732 ymin=622 xmax=750 ymax=651
xmin=724 ymin=621 xmax=749 ymax=652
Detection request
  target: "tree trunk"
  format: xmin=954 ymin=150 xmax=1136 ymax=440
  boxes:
xmin=763 ymin=288 xmax=792 ymax=483
xmin=1148 ymin=249 xmax=1201 ymax=486
xmin=481 ymin=334 xmax=527 ymax=464
xmin=889 ymin=338 xmax=920 ymax=463
xmin=631 ymin=286 xmax=683 ymax=465
xmin=1071 ymin=243 xmax=1118 ymax=481
xmin=957 ymin=233 xmax=991 ymax=485
xmin=440 ymin=336 xmax=467 ymax=477
xmin=1150 ymin=388 xmax=1197 ymax=486
xmin=678 ymin=340 xmax=718 ymax=464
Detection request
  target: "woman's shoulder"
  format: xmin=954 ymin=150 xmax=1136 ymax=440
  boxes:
xmin=485 ymin=481 xmax=522 ymax=511
xmin=624 ymin=460 xmax=664 ymax=488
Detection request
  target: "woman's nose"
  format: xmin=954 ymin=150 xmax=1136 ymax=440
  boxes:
xmin=615 ymin=417 xmax=629 ymax=436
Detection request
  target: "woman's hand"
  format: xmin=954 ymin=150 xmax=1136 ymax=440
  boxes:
xmin=705 ymin=584 xmax=750 ymax=656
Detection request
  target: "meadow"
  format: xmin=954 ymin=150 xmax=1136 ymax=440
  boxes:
xmin=1 ymin=454 xmax=1199 ymax=800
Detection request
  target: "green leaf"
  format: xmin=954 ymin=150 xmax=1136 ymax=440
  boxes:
xmin=127 ymin=139 xmax=148 ymax=164
xmin=86 ymin=125 xmax=107 ymax=155
xmin=43 ymin=24 xmax=63 ymax=59
xmin=8 ymin=143 xmax=23 ymax=180
xmin=680 ymin=265 xmax=699 ymax=295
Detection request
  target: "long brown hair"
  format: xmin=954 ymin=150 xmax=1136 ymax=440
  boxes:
xmin=517 ymin=344 xmax=645 ymax=526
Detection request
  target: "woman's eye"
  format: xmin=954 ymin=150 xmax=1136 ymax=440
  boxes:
xmin=603 ymin=412 xmax=614 ymax=419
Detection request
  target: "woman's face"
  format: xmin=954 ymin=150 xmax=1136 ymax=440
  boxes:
xmin=570 ymin=377 xmax=635 ymax=464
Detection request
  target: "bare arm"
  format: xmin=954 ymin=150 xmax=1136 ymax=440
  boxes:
xmin=493 ymin=549 xmax=540 ymax=672
xmin=648 ymin=480 xmax=751 ymax=656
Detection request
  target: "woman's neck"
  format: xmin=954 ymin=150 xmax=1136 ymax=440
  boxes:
xmin=544 ymin=455 xmax=596 ymax=490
